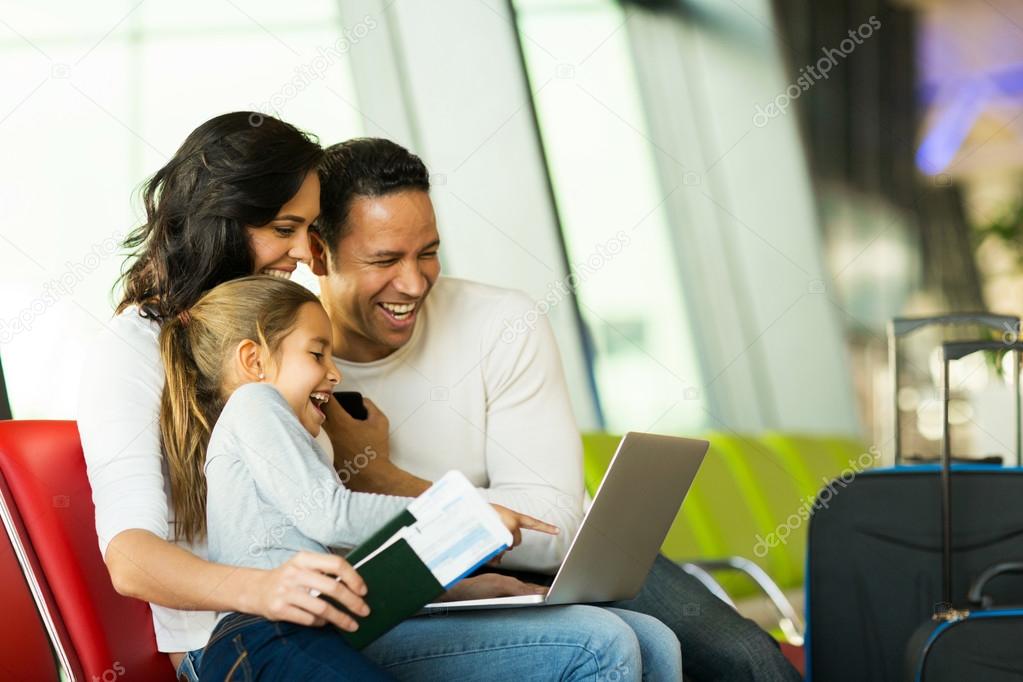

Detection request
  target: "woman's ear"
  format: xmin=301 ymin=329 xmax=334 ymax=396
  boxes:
xmin=309 ymin=231 xmax=329 ymax=277
xmin=235 ymin=339 xmax=267 ymax=382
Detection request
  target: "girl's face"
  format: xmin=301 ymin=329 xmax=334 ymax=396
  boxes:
xmin=246 ymin=171 xmax=321 ymax=278
xmin=264 ymin=302 xmax=340 ymax=436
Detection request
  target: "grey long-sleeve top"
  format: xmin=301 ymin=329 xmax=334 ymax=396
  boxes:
xmin=204 ymin=382 xmax=410 ymax=571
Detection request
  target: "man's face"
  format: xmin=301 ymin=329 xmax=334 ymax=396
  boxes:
xmin=319 ymin=190 xmax=441 ymax=362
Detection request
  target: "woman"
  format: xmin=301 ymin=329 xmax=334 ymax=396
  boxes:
xmin=77 ymin=112 xmax=682 ymax=680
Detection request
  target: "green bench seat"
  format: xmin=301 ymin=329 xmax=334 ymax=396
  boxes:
xmin=581 ymin=431 xmax=870 ymax=600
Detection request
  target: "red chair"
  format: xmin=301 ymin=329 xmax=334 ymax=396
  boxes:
xmin=0 ymin=420 xmax=175 ymax=681
xmin=0 ymin=506 xmax=60 ymax=681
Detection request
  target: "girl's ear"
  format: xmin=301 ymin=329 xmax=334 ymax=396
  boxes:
xmin=235 ymin=338 xmax=267 ymax=382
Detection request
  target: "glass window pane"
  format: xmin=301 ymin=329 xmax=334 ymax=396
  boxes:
xmin=514 ymin=1 xmax=706 ymax=434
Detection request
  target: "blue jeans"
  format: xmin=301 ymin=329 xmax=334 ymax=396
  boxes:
xmin=175 ymin=650 xmax=203 ymax=682
xmin=175 ymin=648 xmax=203 ymax=682
xmin=181 ymin=604 xmax=681 ymax=681
xmin=196 ymin=613 xmax=392 ymax=681
xmin=364 ymin=604 xmax=680 ymax=681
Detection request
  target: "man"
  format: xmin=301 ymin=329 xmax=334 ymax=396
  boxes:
xmin=310 ymin=137 xmax=801 ymax=682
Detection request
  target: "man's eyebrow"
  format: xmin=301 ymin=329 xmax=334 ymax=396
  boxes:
xmin=367 ymin=240 xmax=441 ymax=259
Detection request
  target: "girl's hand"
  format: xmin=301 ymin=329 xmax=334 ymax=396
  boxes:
xmin=490 ymin=504 xmax=559 ymax=549
xmin=246 ymin=551 xmax=369 ymax=631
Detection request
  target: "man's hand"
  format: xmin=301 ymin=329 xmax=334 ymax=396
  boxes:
xmin=322 ymin=395 xmax=390 ymax=472
xmin=322 ymin=397 xmax=431 ymax=496
xmin=436 ymin=573 xmax=548 ymax=603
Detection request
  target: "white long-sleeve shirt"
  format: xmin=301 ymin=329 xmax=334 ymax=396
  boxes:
xmin=76 ymin=306 xmax=218 ymax=652
xmin=329 ymin=276 xmax=585 ymax=573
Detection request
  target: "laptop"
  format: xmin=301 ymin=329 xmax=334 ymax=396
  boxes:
xmin=422 ymin=432 xmax=708 ymax=611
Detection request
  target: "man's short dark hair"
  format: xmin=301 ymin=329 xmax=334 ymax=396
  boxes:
xmin=317 ymin=138 xmax=430 ymax=255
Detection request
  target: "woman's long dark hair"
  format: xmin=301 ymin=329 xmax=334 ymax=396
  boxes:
xmin=116 ymin=112 xmax=323 ymax=320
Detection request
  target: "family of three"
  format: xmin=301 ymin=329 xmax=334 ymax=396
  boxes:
xmin=77 ymin=112 xmax=800 ymax=681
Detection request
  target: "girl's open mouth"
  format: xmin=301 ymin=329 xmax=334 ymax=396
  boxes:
xmin=310 ymin=391 xmax=330 ymax=418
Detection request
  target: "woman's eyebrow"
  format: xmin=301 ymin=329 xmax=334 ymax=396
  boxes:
xmin=273 ymin=214 xmax=306 ymax=223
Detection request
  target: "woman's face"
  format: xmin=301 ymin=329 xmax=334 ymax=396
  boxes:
xmin=246 ymin=171 xmax=321 ymax=278
xmin=264 ymin=302 xmax=340 ymax=436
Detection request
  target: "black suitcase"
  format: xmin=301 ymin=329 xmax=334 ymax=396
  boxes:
xmin=903 ymin=341 xmax=1023 ymax=681
xmin=806 ymin=336 xmax=1023 ymax=681
xmin=904 ymin=601 xmax=1023 ymax=681
xmin=805 ymin=468 xmax=1023 ymax=681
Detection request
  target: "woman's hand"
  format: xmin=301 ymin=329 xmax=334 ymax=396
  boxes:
xmin=437 ymin=573 xmax=548 ymax=602
xmin=491 ymin=504 xmax=559 ymax=549
xmin=245 ymin=551 xmax=369 ymax=631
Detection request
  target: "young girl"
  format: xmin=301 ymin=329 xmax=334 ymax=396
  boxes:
xmin=159 ymin=275 xmax=626 ymax=680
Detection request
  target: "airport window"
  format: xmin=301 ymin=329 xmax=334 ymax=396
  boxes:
xmin=513 ymin=0 xmax=707 ymax=434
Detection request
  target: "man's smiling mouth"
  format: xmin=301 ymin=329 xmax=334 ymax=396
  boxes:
xmin=378 ymin=301 xmax=417 ymax=321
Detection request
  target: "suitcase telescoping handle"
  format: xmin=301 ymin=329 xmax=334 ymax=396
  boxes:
xmin=939 ymin=340 xmax=1023 ymax=611
xmin=890 ymin=314 xmax=1020 ymax=464
xmin=967 ymin=561 xmax=1023 ymax=608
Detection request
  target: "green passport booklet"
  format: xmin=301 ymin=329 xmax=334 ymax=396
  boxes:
xmin=320 ymin=471 xmax=512 ymax=649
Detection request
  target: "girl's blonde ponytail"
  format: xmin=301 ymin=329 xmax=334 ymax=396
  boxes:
xmin=157 ymin=275 xmax=320 ymax=542
xmin=159 ymin=314 xmax=214 ymax=544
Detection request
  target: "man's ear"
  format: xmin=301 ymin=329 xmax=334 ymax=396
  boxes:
xmin=309 ymin=231 xmax=329 ymax=277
